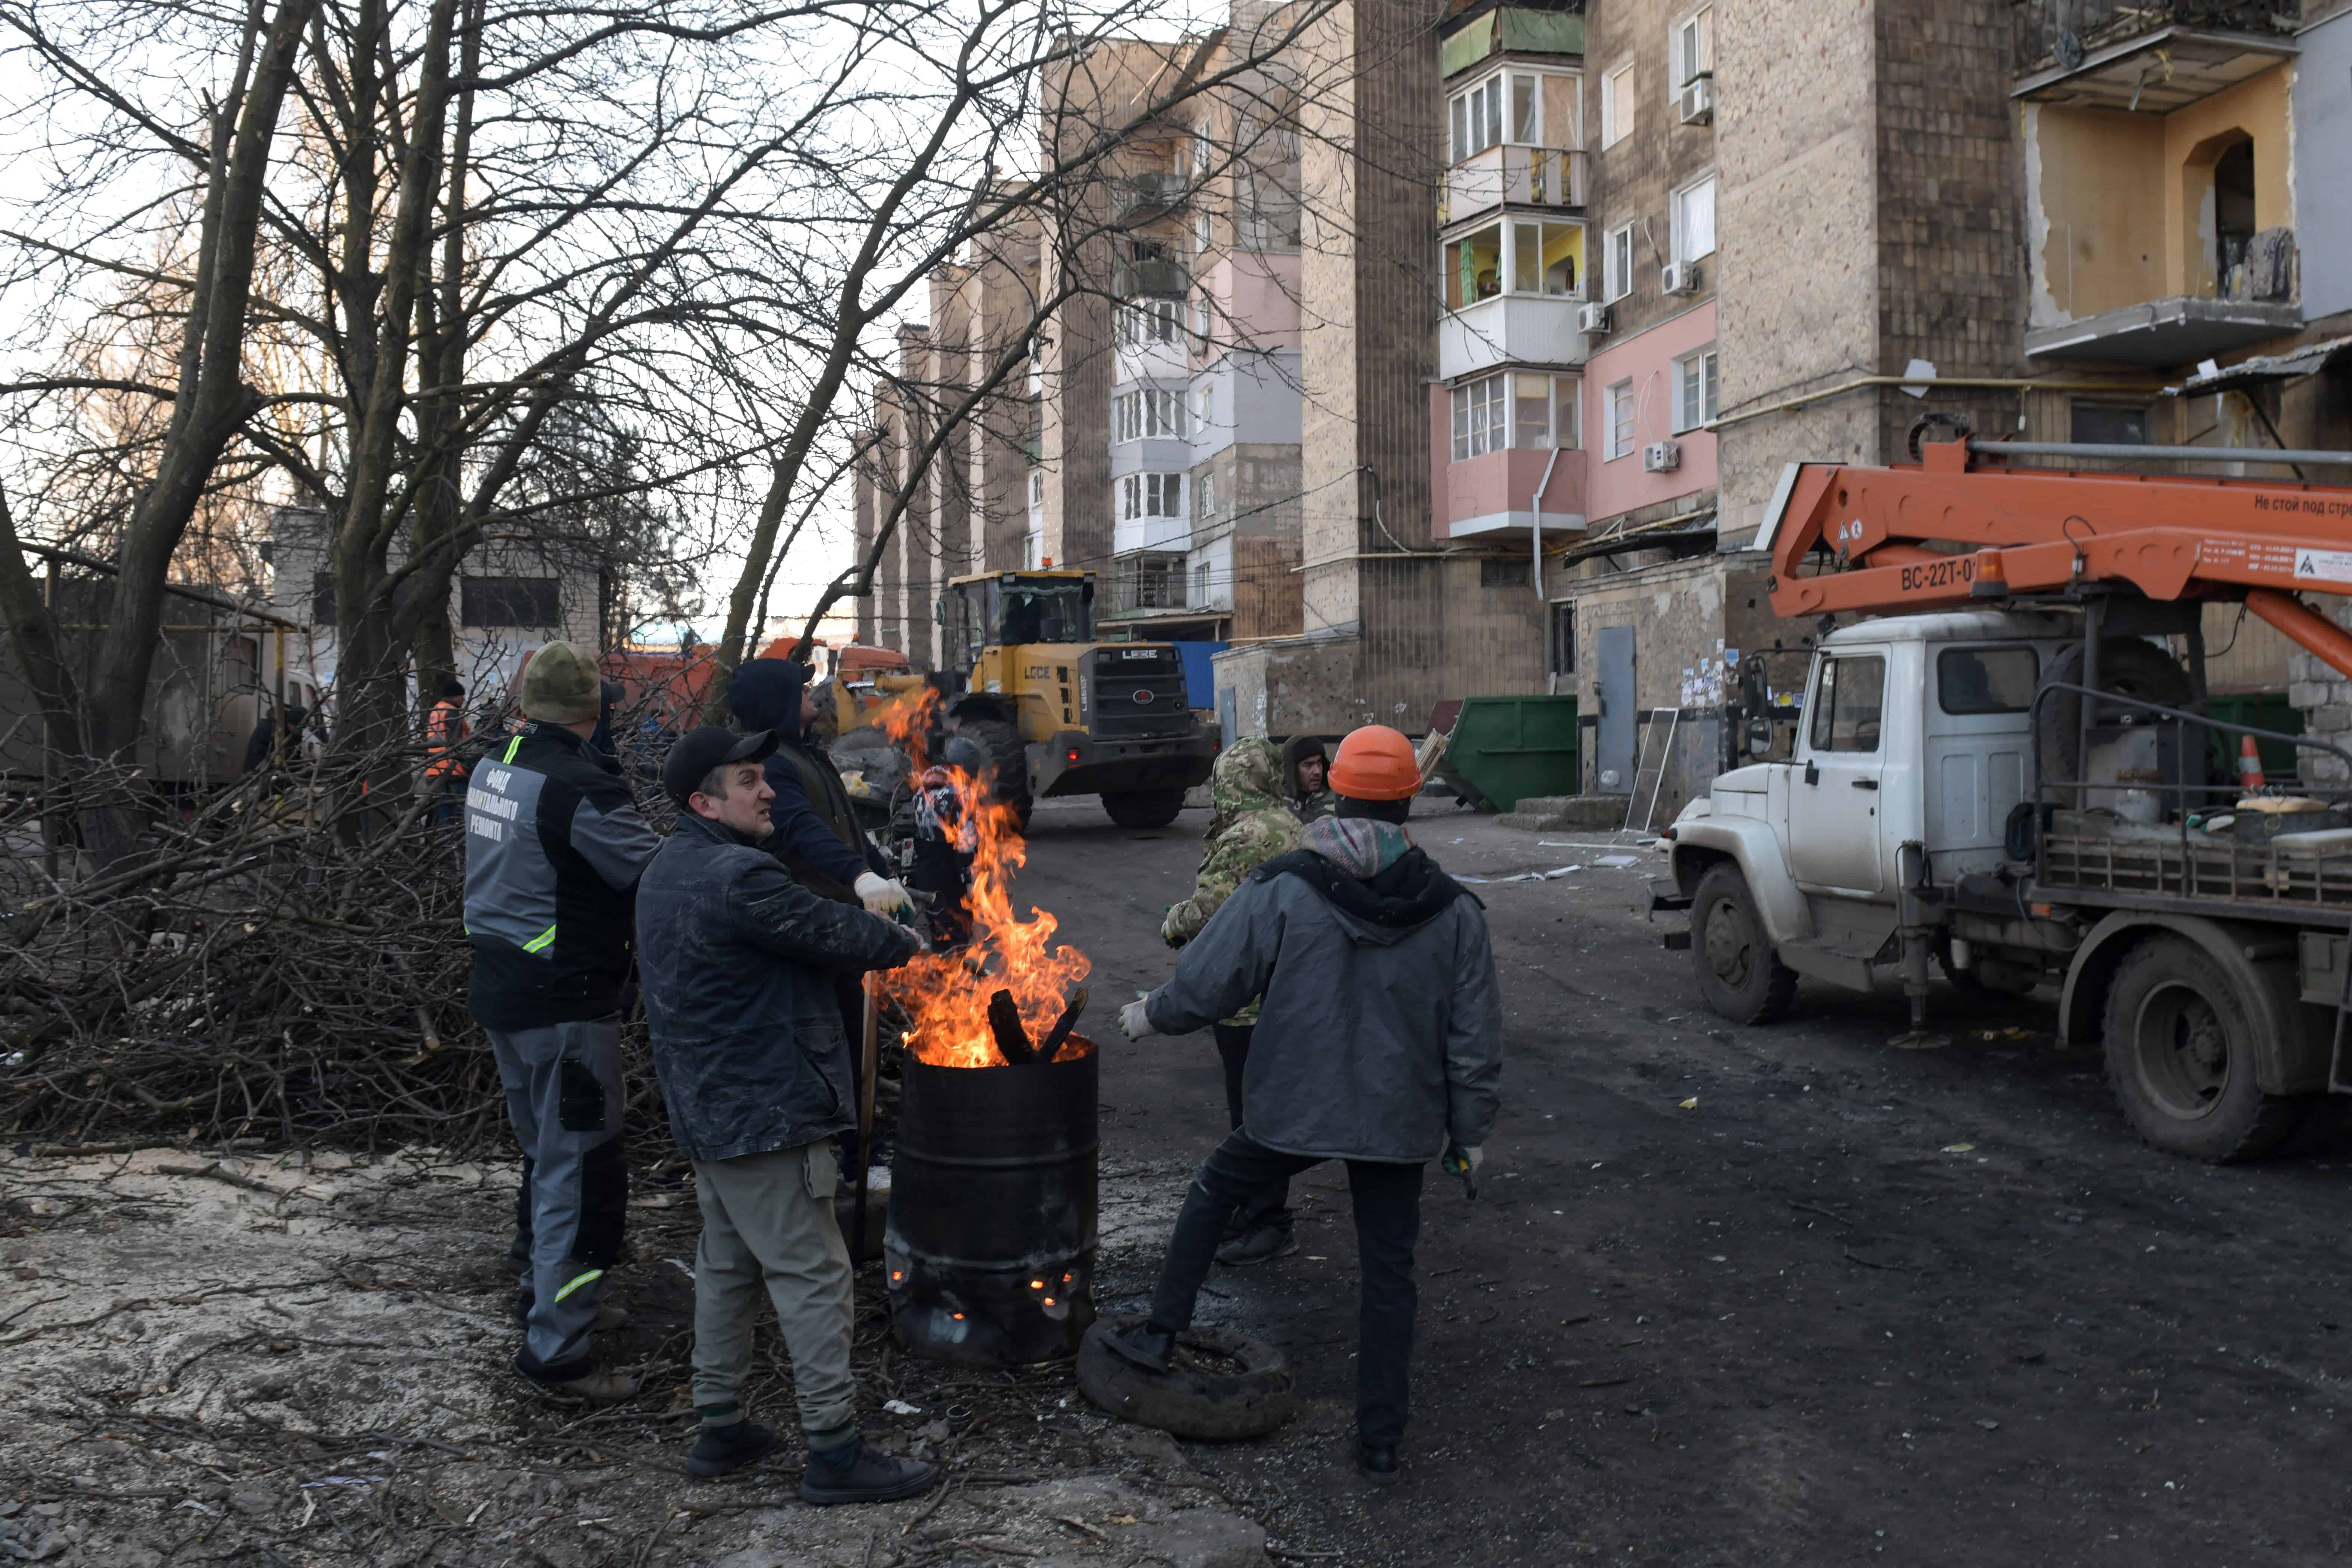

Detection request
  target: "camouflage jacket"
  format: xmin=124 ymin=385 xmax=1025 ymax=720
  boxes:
xmin=1289 ymin=789 xmax=1337 ymax=823
xmin=1162 ymin=739 xmax=1300 ymax=1025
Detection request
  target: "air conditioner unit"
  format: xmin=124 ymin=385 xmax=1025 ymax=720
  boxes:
xmin=1660 ymin=260 xmax=1700 ymax=295
xmin=1678 ymin=76 xmax=1715 ymax=125
xmin=1642 ymin=439 xmax=1683 ymax=473
xmin=1576 ymin=302 xmax=1612 ymax=334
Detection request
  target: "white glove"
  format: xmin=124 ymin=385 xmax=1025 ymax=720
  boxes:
xmin=854 ymin=872 xmax=912 ymax=916
xmin=1444 ymin=1144 xmax=1484 ymax=1175
xmin=1118 ymin=998 xmax=1156 ymax=1040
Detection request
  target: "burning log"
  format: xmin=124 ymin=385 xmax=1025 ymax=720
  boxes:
xmin=987 ymin=988 xmax=1037 ymax=1065
xmin=1035 ymin=986 xmax=1088 ymax=1064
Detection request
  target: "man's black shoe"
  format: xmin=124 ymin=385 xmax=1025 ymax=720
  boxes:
xmin=1214 ymin=1225 xmax=1298 ymax=1267
xmin=798 ymin=1437 xmax=937 ymax=1505
xmin=1356 ymin=1442 xmax=1400 ymax=1485
xmin=684 ymin=1420 xmax=779 ymax=1479
xmin=1102 ymin=1321 xmax=1175 ymax=1374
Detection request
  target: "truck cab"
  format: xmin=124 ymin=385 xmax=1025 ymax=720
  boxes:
xmin=1667 ymin=610 xmax=2077 ymax=1008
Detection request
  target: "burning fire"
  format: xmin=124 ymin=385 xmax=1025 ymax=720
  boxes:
xmin=885 ymin=706 xmax=1092 ymax=1069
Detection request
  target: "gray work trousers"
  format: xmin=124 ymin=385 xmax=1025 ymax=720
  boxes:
xmin=690 ymin=1141 xmax=857 ymax=1439
xmin=487 ymin=1017 xmax=627 ymax=1380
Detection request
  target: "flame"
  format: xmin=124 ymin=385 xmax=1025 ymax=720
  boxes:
xmin=875 ymin=684 xmax=939 ymax=769
xmin=890 ymin=740 xmax=1092 ymax=1069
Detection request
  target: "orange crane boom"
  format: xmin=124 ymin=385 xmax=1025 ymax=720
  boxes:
xmin=1762 ymin=438 xmax=2352 ymax=678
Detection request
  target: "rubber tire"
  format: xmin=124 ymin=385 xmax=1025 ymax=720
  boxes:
xmin=954 ymin=717 xmax=1032 ymax=825
xmin=1076 ymin=1314 xmax=1297 ymax=1440
xmin=2101 ymin=934 xmax=2312 ymax=1162
xmin=1102 ymin=788 xmax=1187 ymax=830
xmin=2034 ymin=638 xmax=2194 ymax=807
xmin=1690 ymin=863 xmax=1798 ymax=1026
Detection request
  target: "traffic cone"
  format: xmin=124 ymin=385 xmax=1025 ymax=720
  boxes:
xmin=2238 ymin=735 xmax=2266 ymax=791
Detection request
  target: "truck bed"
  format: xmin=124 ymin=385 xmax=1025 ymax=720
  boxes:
xmin=2036 ymin=810 xmax=2352 ymax=917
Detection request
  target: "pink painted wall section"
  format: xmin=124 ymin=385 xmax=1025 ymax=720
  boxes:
xmin=1579 ymin=301 xmax=1718 ymax=525
xmin=1197 ymin=251 xmax=1301 ymax=352
xmin=1427 ymin=386 xmax=1590 ymax=540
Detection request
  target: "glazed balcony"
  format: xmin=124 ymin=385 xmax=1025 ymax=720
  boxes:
xmin=1438 ymin=145 xmax=1586 ymax=227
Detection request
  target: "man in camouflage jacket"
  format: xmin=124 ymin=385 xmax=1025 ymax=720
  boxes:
xmin=1158 ymin=738 xmax=1301 ymax=1264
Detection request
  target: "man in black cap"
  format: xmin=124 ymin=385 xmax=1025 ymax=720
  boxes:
xmin=632 ymin=726 xmax=937 ymax=1501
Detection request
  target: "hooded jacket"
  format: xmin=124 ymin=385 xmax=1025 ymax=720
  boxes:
xmin=1144 ymin=815 xmax=1502 ymax=1161
xmin=1161 ymin=739 xmax=1299 ymax=1025
xmin=1279 ymin=733 xmax=1335 ymax=822
xmin=634 ymin=809 xmax=921 ymax=1162
xmin=726 ymin=658 xmax=885 ymax=902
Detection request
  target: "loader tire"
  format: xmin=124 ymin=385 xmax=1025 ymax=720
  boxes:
xmin=1076 ymin=1315 xmax=1296 ymax=1440
xmin=2101 ymin=935 xmax=2312 ymax=1162
xmin=1690 ymin=863 xmax=1797 ymax=1026
xmin=1102 ymin=789 xmax=1186 ymax=830
xmin=955 ymin=717 xmax=1032 ymax=827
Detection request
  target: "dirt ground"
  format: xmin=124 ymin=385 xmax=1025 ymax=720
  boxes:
xmin=8 ymin=794 xmax=2352 ymax=1566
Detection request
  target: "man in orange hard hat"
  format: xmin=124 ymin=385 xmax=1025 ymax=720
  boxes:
xmin=1113 ymin=724 xmax=1503 ymax=1487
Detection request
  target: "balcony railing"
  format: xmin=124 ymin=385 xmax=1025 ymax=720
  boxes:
xmin=1112 ymin=172 xmax=1188 ymax=223
xmin=1114 ymin=258 xmax=1190 ymax=298
xmin=2012 ymin=0 xmax=2299 ymax=109
xmin=1439 ymin=145 xmax=1586 ymax=228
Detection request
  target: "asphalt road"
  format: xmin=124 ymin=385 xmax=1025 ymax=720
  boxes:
xmin=1013 ymin=794 xmax=2352 ymax=1568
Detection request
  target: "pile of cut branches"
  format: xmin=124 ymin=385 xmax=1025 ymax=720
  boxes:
xmin=0 ymin=734 xmax=672 ymax=1153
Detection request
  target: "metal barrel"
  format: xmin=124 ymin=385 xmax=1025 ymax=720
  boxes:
xmin=885 ymin=1043 xmax=1098 ymax=1364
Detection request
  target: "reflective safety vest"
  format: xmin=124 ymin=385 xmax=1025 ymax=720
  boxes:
xmin=426 ymin=699 xmax=470 ymax=778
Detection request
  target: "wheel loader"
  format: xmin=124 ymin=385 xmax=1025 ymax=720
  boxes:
xmin=827 ymin=569 xmax=1216 ymax=831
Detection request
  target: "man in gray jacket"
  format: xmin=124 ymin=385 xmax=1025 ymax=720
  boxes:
xmin=1114 ymin=724 xmax=1502 ymax=1485
xmin=634 ymin=726 xmax=936 ymax=1502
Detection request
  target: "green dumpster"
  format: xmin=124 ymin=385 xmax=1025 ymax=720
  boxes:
xmin=2204 ymin=691 xmax=2303 ymax=782
xmin=1435 ymin=695 xmax=1580 ymax=811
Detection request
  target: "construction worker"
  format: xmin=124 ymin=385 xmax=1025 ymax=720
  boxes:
xmin=724 ymin=658 xmax=911 ymax=919
xmin=1280 ymin=734 xmax=1335 ymax=822
xmin=1159 ymin=738 xmax=1301 ymax=1266
xmin=635 ymin=725 xmax=936 ymax=1500
xmin=463 ymin=640 xmax=662 ymax=1403
xmin=1114 ymin=724 xmax=1502 ymax=1486
xmin=425 ymin=679 xmax=469 ymax=825
xmin=242 ymin=701 xmax=308 ymax=778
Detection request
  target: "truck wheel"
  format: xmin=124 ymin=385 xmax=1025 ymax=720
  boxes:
xmin=955 ymin=717 xmax=1032 ymax=826
xmin=1690 ymin=864 xmax=1797 ymax=1025
xmin=2035 ymin=638 xmax=2193 ymax=806
xmin=2101 ymin=935 xmax=2311 ymax=1162
xmin=1102 ymin=789 xmax=1187 ymax=830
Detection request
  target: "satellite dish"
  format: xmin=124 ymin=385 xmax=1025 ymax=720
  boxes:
xmin=2055 ymin=29 xmax=2084 ymax=69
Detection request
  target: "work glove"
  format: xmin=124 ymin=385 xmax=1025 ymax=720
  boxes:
xmin=854 ymin=872 xmax=913 ymax=916
xmin=1442 ymin=1143 xmax=1483 ymax=1200
xmin=1118 ymin=997 xmax=1157 ymax=1040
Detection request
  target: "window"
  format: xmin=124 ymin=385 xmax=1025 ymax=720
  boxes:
xmin=1450 ymin=74 xmax=1503 ymax=161
xmin=310 ymin=570 xmax=336 ymax=627
xmin=1508 ymin=219 xmax=1585 ymax=297
xmin=1023 ymin=531 xmax=1041 ymax=570
xmin=1027 ymin=471 xmax=1044 ymax=509
xmin=1672 ymin=176 xmax=1716 ymax=262
xmin=1671 ymin=7 xmax=1714 ymax=88
xmin=1113 ymin=389 xmax=1187 ymax=442
xmin=1452 ymin=374 xmax=1508 ymax=460
xmin=1937 ymin=647 xmax=2039 ymax=715
xmin=1119 ymin=471 xmax=1185 ymax=520
xmin=1515 ymin=373 xmax=1579 ymax=450
xmin=1550 ymin=601 xmax=1576 ymax=675
xmin=1196 ymin=383 xmax=1213 ymax=429
xmin=1481 ymin=556 xmax=1532 ymax=588
xmin=1673 ymin=347 xmax=1719 ymax=432
xmin=1194 ymin=208 xmax=1214 ymax=255
xmin=1444 ymin=223 xmax=1503 ymax=309
xmin=1193 ymin=561 xmax=1211 ymax=605
xmin=1605 ymin=379 xmax=1636 ymax=461
xmin=1118 ymin=299 xmax=1180 ymax=344
xmin=1808 ymin=655 xmax=1886 ymax=754
xmin=1193 ymin=295 xmax=1212 ymax=340
xmin=2071 ymin=402 xmax=2149 ymax=445
xmin=1604 ymin=223 xmax=1635 ymax=302
xmin=1600 ymin=62 xmax=1635 ymax=148
xmin=463 ymin=576 xmax=562 ymax=628
xmin=1197 ymin=471 xmax=1215 ymax=518
xmin=1193 ymin=121 xmax=1213 ymax=179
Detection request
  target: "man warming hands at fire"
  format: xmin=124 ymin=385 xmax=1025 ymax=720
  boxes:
xmin=633 ymin=726 xmax=939 ymax=1501
xmin=1113 ymin=724 xmax=1503 ymax=1487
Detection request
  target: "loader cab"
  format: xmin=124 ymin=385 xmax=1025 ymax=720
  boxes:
xmin=937 ymin=571 xmax=1097 ymax=674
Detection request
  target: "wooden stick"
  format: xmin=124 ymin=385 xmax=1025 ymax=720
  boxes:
xmin=1034 ymin=986 xmax=1088 ymax=1064
xmin=986 ymin=988 xmax=1036 ymax=1064
xmin=852 ymin=972 xmax=881 ymax=1262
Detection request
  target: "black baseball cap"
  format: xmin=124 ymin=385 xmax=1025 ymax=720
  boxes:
xmin=664 ymin=726 xmax=777 ymax=808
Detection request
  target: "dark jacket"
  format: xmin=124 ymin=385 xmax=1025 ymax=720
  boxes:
xmin=727 ymin=658 xmax=885 ymax=902
xmin=1144 ymin=817 xmax=1503 ymax=1161
xmin=634 ymin=810 xmax=921 ymax=1162
xmin=463 ymin=721 xmax=662 ymax=1029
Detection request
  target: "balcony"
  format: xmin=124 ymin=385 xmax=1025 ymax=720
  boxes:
xmin=2013 ymin=0 xmax=2297 ymax=111
xmin=1440 ymin=293 xmax=1590 ymax=380
xmin=1439 ymin=145 xmax=1586 ymax=226
xmin=1103 ymin=551 xmax=1187 ymax=615
xmin=1112 ymin=172 xmax=1188 ymax=224
xmin=1114 ymin=257 xmax=1190 ymax=298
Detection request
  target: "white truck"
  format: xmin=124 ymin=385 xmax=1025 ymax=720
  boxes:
xmin=1656 ymin=605 xmax=2352 ymax=1163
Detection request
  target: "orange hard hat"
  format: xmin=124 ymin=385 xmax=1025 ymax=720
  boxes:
xmin=1327 ymin=724 xmax=1421 ymax=801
